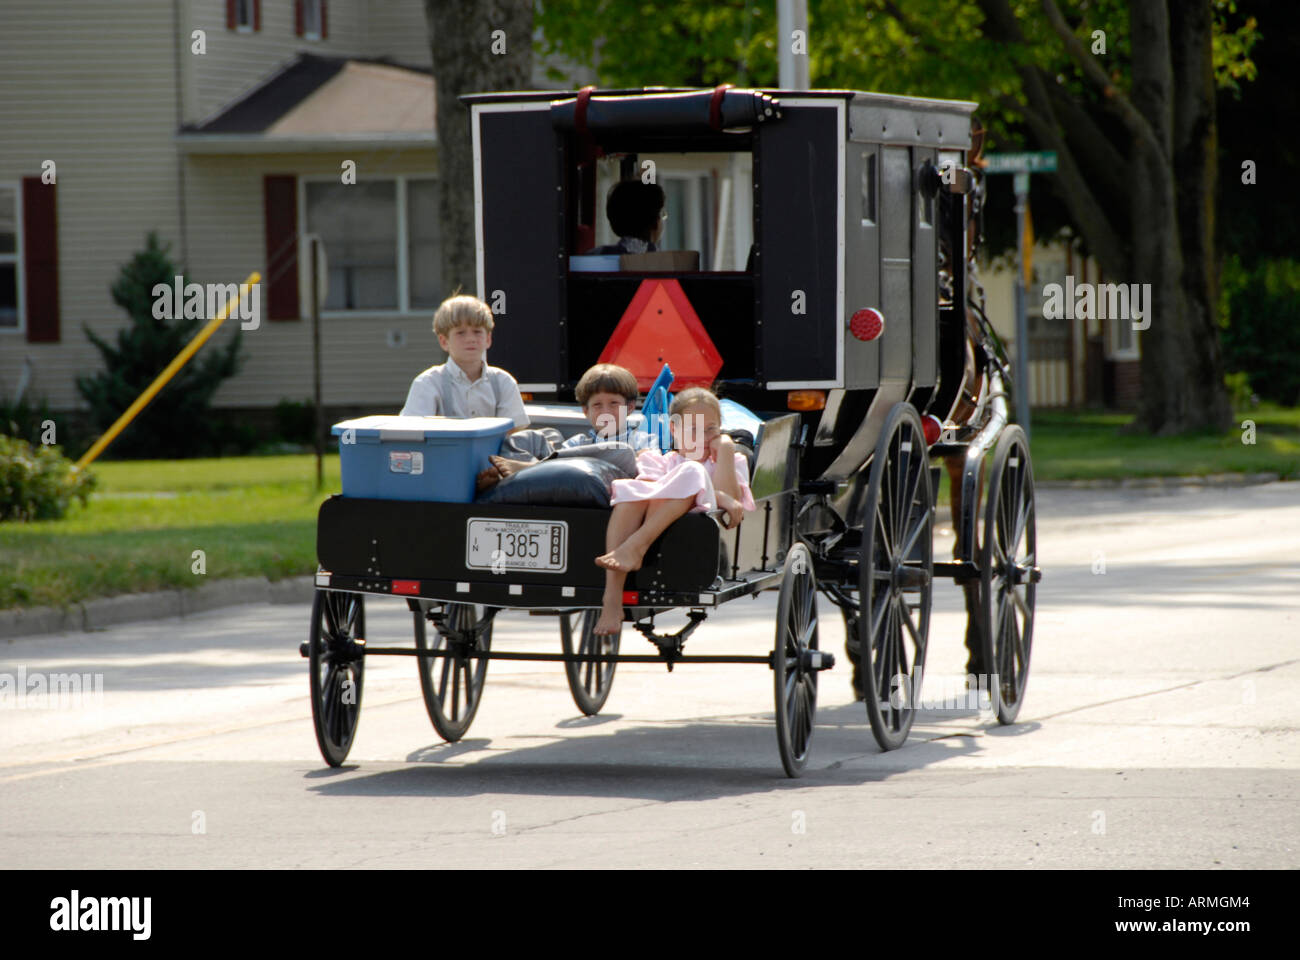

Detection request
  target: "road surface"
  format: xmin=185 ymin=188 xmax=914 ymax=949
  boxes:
xmin=2 ymin=481 xmax=1297 ymax=868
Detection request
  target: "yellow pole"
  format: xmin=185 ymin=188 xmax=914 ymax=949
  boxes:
xmin=74 ymin=271 xmax=261 ymax=470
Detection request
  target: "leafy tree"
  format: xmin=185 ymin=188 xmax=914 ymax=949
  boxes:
xmin=536 ymin=0 xmax=1263 ymax=434
xmin=75 ymin=232 xmax=243 ymax=458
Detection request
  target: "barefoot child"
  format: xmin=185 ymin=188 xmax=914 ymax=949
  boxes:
xmin=592 ymin=387 xmax=756 ymax=635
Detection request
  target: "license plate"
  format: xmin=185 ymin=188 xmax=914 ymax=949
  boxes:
xmin=466 ymin=519 xmax=568 ymax=573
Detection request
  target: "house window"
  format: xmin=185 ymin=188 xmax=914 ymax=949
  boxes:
xmin=0 ymin=185 xmax=19 ymax=330
xmin=234 ymin=0 xmax=256 ymax=32
xmin=302 ymin=0 xmax=324 ymax=40
xmin=1110 ymin=312 xmax=1139 ymax=359
xmin=304 ymin=176 xmax=440 ymax=313
xmin=406 ymin=178 xmax=441 ymax=309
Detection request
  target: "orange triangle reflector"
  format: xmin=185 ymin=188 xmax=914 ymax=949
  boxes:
xmin=597 ymin=279 xmax=723 ymax=391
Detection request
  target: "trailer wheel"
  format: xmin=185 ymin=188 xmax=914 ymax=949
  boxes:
xmin=415 ymin=603 xmax=493 ymax=742
xmin=308 ymin=589 xmax=365 ymax=767
xmin=773 ymin=541 xmax=820 ymax=777
xmin=858 ymin=403 xmax=934 ymax=751
xmin=979 ymin=426 xmax=1037 ymax=724
xmin=560 ymin=610 xmax=619 ymax=716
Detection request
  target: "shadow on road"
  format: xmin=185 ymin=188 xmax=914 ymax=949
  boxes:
xmin=304 ymin=700 xmax=990 ymax=799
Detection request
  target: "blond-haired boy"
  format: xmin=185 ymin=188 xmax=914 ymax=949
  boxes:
xmin=400 ymin=294 xmax=529 ymax=428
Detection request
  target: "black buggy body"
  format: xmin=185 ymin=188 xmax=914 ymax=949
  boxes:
xmin=307 ymin=86 xmax=1041 ymax=776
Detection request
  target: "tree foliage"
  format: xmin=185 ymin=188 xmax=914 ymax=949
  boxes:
xmin=75 ymin=232 xmax=244 ymax=459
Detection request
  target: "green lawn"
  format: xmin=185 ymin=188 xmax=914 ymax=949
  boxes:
xmin=1027 ymin=405 xmax=1300 ymax=481
xmin=2 ymin=409 xmax=1296 ymax=611
xmin=1 ymin=455 xmax=339 ymax=610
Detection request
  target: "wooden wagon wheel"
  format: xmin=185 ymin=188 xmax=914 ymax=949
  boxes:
xmin=560 ymin=610 xmax=620 ymax=716
xmin=979 ymin=425 xmax=1037 ymax=724
xmin=414 ymin=602 xmax=493 ymax=742
xmin=773 ymin=541 xmax=821 ymax=777
xmin=308 ymin=589 xmax=365 ymax=767
xmin=858 ymin=403 xmax=934 ymax=750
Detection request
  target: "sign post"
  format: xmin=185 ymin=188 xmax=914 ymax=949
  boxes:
xmin=983 ymin=152 xmax=1057 ymax=440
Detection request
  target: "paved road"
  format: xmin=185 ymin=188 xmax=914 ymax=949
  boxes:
xmin=2 ymin=482 xmax=1297 ymax=868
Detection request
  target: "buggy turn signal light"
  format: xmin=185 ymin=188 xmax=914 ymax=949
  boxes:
xmin=520 ymin=392 xmax=534 ymax=402
xmin=787 ymin=390 xmax=826 ymax=412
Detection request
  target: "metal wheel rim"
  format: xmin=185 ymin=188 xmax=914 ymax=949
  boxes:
xmin=981 ymin=428 xmax=1036 ymax=723
xmin=774 ymin=542 xmax=819 ymax=777
xmin=309 ymin=590 xmax=364 ymax=766
xmin=416 ymin=602 xmax=492 ymax=741
xmin=561 ymin=610 xmax=619 ymax=715
xmin=859 ymin=406 xmax=933 ymax=751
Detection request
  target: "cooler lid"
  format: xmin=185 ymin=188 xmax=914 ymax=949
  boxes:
xmin=331 ymin=415 xmax=514 ymax=441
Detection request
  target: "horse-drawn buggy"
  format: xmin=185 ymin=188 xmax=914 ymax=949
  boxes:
xmin=305 ymin=85 xmax=1041 ymax=776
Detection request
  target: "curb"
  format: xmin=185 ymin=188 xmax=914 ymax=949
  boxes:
xmin=1038 ymin=472 xmax=1284 ymax=490
xmin=0 ymin=576 xmax=317 ymax=644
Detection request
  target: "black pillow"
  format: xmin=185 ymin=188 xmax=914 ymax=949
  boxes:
xmin=476 ymin=456 xmax=624 ymax=507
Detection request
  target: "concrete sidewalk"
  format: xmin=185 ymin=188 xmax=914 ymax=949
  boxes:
xmin=0 ymin=576 xmax=315 ymax=643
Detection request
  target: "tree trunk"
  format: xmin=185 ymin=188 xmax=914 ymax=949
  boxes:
xmin=425 ymin=0 xmax=533 ymax=299
xmin=1131 ymin=0 xmax=1232 ymax=434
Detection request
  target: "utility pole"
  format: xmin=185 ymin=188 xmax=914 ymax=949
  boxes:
xmin=777 ymin=0 xmax=809 ymax=90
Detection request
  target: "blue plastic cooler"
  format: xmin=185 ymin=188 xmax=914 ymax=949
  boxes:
xmin=331 ymin=415 xmax=513 ymax=502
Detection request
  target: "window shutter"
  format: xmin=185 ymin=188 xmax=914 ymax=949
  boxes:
xmin=226 ymin=0 xmax=235 ymax=29
xmin=321 ymin=1 xmax=328 ymax=39
xmin=263 ymin=175 xmax=300 ymax=320
xmin=294 ymin=0 xmax=303 ymax=36
xmin=21 ymin=177 xmax=59 ymax=343
xmin=253 ymin=0 xmax=261 ymax=31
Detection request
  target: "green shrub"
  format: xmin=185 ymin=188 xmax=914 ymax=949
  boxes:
xmin=1220 ymin=256 xmax=1300 ymax=406
xmin=75 ymin=232 xmax=245 ymax=459
xmin=0 ymin=435 xmax=97 ymax=521
xmin=273 ymin=398 xmax=316 ymax=446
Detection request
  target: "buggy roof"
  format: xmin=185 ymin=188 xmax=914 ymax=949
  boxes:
xmin=462 ymin=86 xmax=977 ymax=149
xmin=460 ymin=86 xmax=977 ymax=114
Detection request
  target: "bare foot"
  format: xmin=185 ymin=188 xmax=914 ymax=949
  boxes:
xmin=594 ymin=543 xmax=644 ymax=572
xmin=490 ymin=454 xmax=526 ymax=479
xmin=475 ymin=466 xmax=500 ymax=492
xmin=593 ymin=601 xmax=623 ymax=635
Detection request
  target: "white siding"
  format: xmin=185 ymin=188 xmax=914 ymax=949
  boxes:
xmin=184 ymin=149 xmax=443 ymax=410
xmin=363 ymin=0 xmax=432 ymax=67
xmin=0 ymin=0 xmax=182 ymax=409
xmin=186 ymin=0 xmax=370 ymax=125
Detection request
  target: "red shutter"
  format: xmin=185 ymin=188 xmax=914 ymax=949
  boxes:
xmin=226 ymin=0 xmax=235 ymax=29
xmin=294 ymin=0 xmax=303 ymax=36
xmin=253 ymin=0 xmax=261 ymax=31
xmin=263 ymin=175 xmax=300 ymax=320
xmin=320 ymin=1 xmax=328 ymax=38
xmin=21 ymin=177 xmax=59 ymax=343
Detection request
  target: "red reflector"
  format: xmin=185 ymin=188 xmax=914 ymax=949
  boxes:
xmin=922 ymin=415 xmax=943 ymax=446
xmin=850 ymin=308 xmax=885 ymax=342
xmin=622 ymin=591 xmax=639 ymax=606
xmin=598 ymin=279 xmax=723 ymax=390
xmin=392 ymin=579 xmax=420 ymax=595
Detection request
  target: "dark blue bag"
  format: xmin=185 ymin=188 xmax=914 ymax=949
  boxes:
xmin=475 ymin=456 xmax=623 ymax=508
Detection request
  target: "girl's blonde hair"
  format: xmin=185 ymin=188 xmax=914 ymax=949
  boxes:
xmin=433 ymin=294 xmax=494 ymax=337
xmin=668 ymin=386 xmax=721 ymax=418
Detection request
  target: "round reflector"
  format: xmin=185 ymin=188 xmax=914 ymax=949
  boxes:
xmin=922 ymin=414 xmax=943 ymax=446
xmin=850 ymin=308 xmax=885 ymax=341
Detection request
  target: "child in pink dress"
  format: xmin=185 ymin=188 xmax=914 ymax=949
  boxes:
xmin=593 ymin=387 xmax=756 ymax=635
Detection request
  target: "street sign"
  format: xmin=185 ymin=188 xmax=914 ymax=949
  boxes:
xmin=983 ymin=151 xmax=1058 ymax=174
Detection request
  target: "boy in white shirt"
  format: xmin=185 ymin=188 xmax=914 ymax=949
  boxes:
xmin=401 ymin=294 xmax=529 ymax=491
xmin=400 ymin=294 xmax=530 ymax=427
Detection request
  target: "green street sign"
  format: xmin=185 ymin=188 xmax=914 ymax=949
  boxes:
xmin=983 ymin=151 xmax=1058 ymax=174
